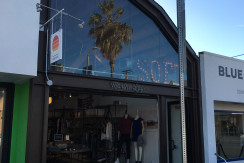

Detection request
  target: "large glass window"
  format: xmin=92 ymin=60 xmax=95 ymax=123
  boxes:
xmin=46 ymin=90 xmax=159 ymax=162
xmin=48 ymin=0 xmax=183 ymax=85
xmin=215 ymin=101 xmax=244 ymax=161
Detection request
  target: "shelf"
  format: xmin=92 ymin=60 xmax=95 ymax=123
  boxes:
xmin=95 ymin=104 xmax=127 ymax=109
xmin=70 ymin=126 xmax=102 ymax=129
xmin=50 ymin=104 xmax=127 ymax=112
xmin=48 ymin=117 xmax=59 ymax=119
xmin=48 ymin=125 xmax=57 ymax=127
xmin=62 ymin=116 xmax=108 ymax=119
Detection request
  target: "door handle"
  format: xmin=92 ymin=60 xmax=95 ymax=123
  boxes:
xmin=170 ymin=140 xmax=176 ymax=150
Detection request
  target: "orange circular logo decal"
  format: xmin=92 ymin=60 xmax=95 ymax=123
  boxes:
xmin=52 ymin=35 xmax=59 ymax=53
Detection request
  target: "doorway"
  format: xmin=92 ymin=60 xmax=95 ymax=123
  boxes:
xmin=168 ymin=103 xmax=182 ymax=163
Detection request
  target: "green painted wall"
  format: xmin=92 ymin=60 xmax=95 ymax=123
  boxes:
xmin=10 ymin=82 xmax=30 ymax=163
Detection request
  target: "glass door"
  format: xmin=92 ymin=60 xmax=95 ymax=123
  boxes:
xmin=168 ymin=103 xmax=182 ymax=163
xmin=0 ymin=88 xmax=6 ymax=160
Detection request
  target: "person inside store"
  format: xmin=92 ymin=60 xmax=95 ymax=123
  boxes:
xmin=131 ymin=109 xmax=144 ymax=163
xmin=114 ymin=109 xmax=132 ymax=163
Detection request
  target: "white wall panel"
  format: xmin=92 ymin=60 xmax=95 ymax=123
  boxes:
xmin=0 ymin=0 xmax=40 ymax=82
xmin=200 ymin=52 xmax=244 ymax=163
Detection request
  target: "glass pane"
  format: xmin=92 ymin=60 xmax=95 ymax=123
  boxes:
xmin=48 ymin=0 xmax=184 ymax=85
xmin=169 ymin=104 xmax=182 ymax=163
xmin=0 ymin=89 xmax=5 ymax=159
xmin=46 ymin=91 xmax=159 ymax=162
xmin=215 ymin=111 xmax=244 ymax=160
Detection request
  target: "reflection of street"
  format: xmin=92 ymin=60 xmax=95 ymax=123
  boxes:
xmin=48 ymin=0 xmax=181 ymax=85
xmin=218 ymin=136 xmax=243 ymax=159
xmin=122 ymin=69 xmax=132 ymax=79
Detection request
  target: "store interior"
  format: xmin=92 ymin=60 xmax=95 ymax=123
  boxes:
xmin=215 ymin=101 xmax=244 ymax=160
xmin=46 ymin=90 xmax=159 ymax=163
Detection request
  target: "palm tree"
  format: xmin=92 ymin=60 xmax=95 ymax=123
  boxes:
xmin=88 ymin=0 xmax=133 ymax=77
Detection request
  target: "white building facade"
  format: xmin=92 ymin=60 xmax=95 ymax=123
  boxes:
xmin=0 ymin=1 xmax=39 ymax=162
xmin=200 ymin=52 xmax=244 ymax=163
xmin=0 ymin=0 xmax=39 ymax=82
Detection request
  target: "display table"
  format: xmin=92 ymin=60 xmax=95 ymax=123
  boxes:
xmin=48 ymin=149 xmax=91 ymax=160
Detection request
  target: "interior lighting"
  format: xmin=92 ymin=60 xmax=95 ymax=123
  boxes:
xmin=151 ymin=60 xmax=161 ymax=83
xmin=69 ymin=93 xmax=72 ymax=98
xmin=49 ymin=97 xmax=52 ymax=104
xmin=137 ymin=59 xmax=149 ymax=80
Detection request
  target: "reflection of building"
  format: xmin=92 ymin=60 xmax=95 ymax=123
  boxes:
xmin=200 ymin=52 xmax=244 ymax=163
xmin=2 ymin=0 xmax=203 ymax=163
xmin=0 ymin=0 xmax=39 ymax=163
xmin=48 ymin=0 xmax=183 ymax=84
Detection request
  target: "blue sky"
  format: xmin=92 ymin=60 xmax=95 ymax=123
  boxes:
xmin=155 ymin=0 xmax=244 ymax=59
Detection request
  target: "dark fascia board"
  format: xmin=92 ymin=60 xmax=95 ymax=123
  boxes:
xmin=33 ymin=71 xmax=194 ymax=98
xmin=144 ymin=0 xmax=198 ymax=60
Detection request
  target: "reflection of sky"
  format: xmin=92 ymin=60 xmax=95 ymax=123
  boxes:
xmin=49 ymin=0 xmax=182 ymax=84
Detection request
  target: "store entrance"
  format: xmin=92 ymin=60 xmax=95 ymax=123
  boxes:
xmin=46 ymin=90 xmax=159 ymax=163
xmin=168 ymin=103 xmax=182 ymax=163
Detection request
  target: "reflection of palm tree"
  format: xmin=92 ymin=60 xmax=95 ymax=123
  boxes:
xmin=88 ymin=0 xmax=133 ymax=77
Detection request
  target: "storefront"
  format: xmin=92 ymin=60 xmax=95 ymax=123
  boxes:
xmin=200 ymin=52 xmax=244 ymax=163
xmin=25 ymin=0 xmax=203 ymax=163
